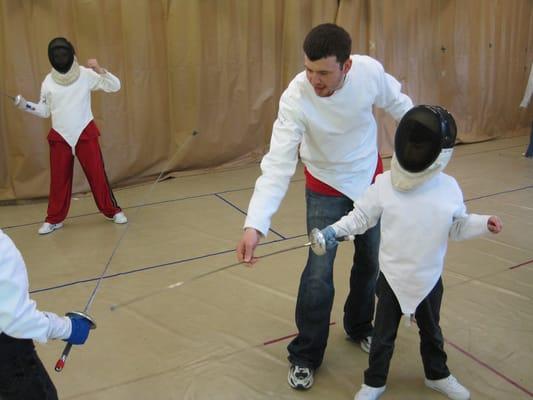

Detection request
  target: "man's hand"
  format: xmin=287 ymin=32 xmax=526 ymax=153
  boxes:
xmin=487 ymin=216 xmax=503 ymax=233
xmin=236 ymin=228 xmax=261 ymax=266
xmin=87 ymin=59 xmax=104 ymax=74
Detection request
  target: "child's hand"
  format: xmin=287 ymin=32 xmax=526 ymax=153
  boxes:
xmin=87 ymin=59 xmax=104 ymax=74
xmin=13 ymin=94 xmax=27 ymax=109
xmin=321 ymin=226 xmax=339 ymax=250
xmin=487 ymin=216 xmax=502 ymax=233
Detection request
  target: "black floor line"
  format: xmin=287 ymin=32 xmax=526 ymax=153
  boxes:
xmin=453 ymin=143 xmax=525 ymax=158
xmin=1 ymin=179 xmax=306 ymax=230
xmin=4 ymin=179 xmax=531 ymax=231
xmin=30 ymin=233 xmax=308 ymax=295
xmin=11 ymin=150 xmax=533 ymax=296
xmin=2 ymin=138 xmax=528 ymax=229
xmin=214 ymin=193 xmax=286 ymax=239
xmin=16 ymin=185 xmax=533 ymax=294
xmin=464 ymin=185 xmax=533 ymax=203
xmin=113 ymin=162 xmax=263 ymax=191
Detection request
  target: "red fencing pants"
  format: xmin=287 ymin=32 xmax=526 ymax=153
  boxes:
xmin=46 ymin=121 xmax=121 ymax=224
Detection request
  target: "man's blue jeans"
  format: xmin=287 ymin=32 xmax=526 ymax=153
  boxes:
xmin=287 ymin=188 xmax=380 ymax=369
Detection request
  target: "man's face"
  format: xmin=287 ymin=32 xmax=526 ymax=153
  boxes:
xmin=304 ymin=55 xmax=352 ymax=97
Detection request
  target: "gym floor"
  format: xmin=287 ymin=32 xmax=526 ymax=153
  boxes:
xmin=1 ymin=136 xmax=532 ymax=400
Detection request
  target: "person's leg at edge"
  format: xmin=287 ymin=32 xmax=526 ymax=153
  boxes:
xmin=0 ymin=336 xmax=58 ymax=400
xmin=343 ymin=221 xmax=380 ymax=340
xmin=363 ymin=274 xmax=402 ymax=388
xmin=287 ymin=190 xmax=349 ymax=369
xmin=75 ymin=125 xmax=121 ymax=219
xmin=45 ymin=132 xmax=75 ymax=224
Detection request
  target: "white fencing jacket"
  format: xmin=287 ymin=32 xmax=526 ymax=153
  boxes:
xmin=245 ymin=55 xmax=413 ymax=236
xmin=0 ymin=229 xmax=71 ymax=343
xmin=24 ymin=66 xmax=120 ymax=149
xmin=332 ymin=171 xmax=490 ymax=314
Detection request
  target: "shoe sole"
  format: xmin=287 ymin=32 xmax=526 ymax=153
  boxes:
xmin=355 ymin=389 xmax=386 ymax=400
xmin=105 ymin=217 xmax=128 ymax=224
xmin=288 ymin=383 xmax=311 ymax=390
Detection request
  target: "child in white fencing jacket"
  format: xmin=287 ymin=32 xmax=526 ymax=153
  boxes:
xmin=319 ymin=106 xmax=502 ymax=400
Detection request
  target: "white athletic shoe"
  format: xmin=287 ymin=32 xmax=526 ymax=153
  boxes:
xmin=112 ymin=211 xmax=128 ymax=224
xmin=38 ymin=222 xmax=63 ymax=235
xmin=360 ymin=336 xmax=372 ymax=353
xmin=345 ymin=331 xmax=372 ymax=353
xmin=354 ymin=384 xmax=386 ymax=400
xmin=288 ymin=364 xmax=314 ymax=390
xmin=425 ymin=375 xmax=470 ymax=400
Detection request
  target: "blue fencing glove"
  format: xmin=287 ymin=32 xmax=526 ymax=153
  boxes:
xmin=321 ymin=226 xmax=338 ymax=250
xmin=65 ymin=313 xmax=92 ymax=345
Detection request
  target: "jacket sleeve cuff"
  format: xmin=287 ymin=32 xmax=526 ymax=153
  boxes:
xmin=44 ymin=312 xmax=72 ymax=341
xmin=243 ymin=217 xmax=269 ymax=238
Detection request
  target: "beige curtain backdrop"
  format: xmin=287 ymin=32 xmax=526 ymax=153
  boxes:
xmin=1 ymin=0 xmax=532 ymax=201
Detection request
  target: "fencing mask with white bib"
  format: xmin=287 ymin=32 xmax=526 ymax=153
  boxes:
xmin=391 ymin=105 xmax=457 ymax=191
xmin=48 ymin=37 xmax=80 ymax=85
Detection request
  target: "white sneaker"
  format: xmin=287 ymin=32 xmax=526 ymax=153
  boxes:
xmin=360 ymin=336 xmax=372 ymax=353
xmin=425 ymin=375 xmax=470 ymax=400
xmin=288 ymin=364 xmax=314 ymax=390
xmin=38 ymin=222 xmax=63 ymax=235
xmin=354 ymin=384 xmax=386 ymax=400
xmin=112 ymin=212 xmax=128 ymax=224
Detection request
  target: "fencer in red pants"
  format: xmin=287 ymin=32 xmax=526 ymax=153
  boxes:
xmin=14 ymin=37 xmax=127 ymax=234
xmin=46 ymin=121 xmax=122 ymax=225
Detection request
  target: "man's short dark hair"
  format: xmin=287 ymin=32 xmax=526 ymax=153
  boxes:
xmin=303 ymin=23 xmax=352 ymax=65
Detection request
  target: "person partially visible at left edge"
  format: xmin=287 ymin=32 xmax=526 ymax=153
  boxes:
xmin=13 ymin=37 xmax=127 ymax=235
xmin=0 ymin=229 xmax=94 ymax=400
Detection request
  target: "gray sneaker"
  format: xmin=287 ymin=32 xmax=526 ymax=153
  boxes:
xmin=288 ymin=364 xmax=314 ymax=390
